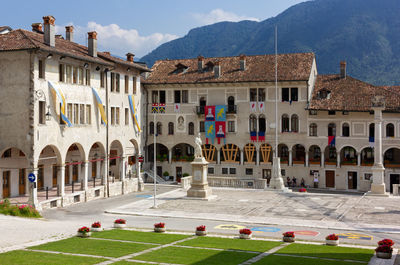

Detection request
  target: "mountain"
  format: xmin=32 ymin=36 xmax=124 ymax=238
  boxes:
xmin=141 ymin=0 xmax=400 ymax=86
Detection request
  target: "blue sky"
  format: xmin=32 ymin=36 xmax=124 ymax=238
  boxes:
xmin=3 ymin=0 xmax=306 ymax=58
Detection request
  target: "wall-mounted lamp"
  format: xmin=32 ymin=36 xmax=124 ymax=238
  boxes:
xmin=46 ymin=53 xmax=53 ymax=59
xmin=84 ymin=63 xmax=89 ymax=69
xmin=35 ymin=89 xmax=52 ymax=123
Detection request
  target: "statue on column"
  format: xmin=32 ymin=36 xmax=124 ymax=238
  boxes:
xmin=195 ymin=132 xmax=203 ymax=158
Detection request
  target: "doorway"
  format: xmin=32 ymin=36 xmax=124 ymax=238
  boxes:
xmin=347 ymin=171 xmax=357 ymax=189
xmin=390 ymin=174 xmax=400 ymax=193
xmin=52 ymin=165 xmax=57 ymax=187
xmin=65 ymin=165 xmax=70 ymax=184
xmin=176 ymin=167 xmax=182 ymax=182
xmin=92 ymin=162 xmax=97 ymax=178
xmin=325 ymin=170 xmax=335 ymax=188
xmin=3 ymin=171 xmax=10 ymax=198
xmin=19 ymin=169 xmax=26 ymax=195
xmin=262 ymin=169 xmax=271 ymax=186
xmin=72 ymin=165 xmax=78 ymax=182
xmin=38 ymin=167 xmax=44 ymax=190
xmin=156 ymin=166 xmax=163 ymax=179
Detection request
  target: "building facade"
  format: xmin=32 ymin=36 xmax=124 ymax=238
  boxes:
xmin=143 ymin=54 xmax=400 ymax=193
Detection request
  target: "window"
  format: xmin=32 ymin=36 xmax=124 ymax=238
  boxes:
xmin=291 ymin=114 xmax=299 ymax=132
xmin=80 ymin=104 xmax=85 ymax=124
xmin=38 ymin=60 xmax=44 ymax=79
xmin=343 ymin=111 xmax=349 ymax=115
xmin=328 ymin=123 xmax=336 ymax=136
xmin=208 ymin=167 xmax=214 ymax=174
xmin=188 ymin=122 xmax=194 ymax=135
xmin=364 ymin=173 xmax=372 ymax=181
xmin=125 ymin=75 xmax=129 ymax=93
xmin=250 ymin=88 xmax=257 ymax=101
xmin=342 ymin=123 xmax=350 ymax=137
xmin=132 ymin=76 xmax=137 ymax=94
xmin=174 ymin=90 xmax=181 ymax=103
xmin=249 ymin=114 xmax=257 ymax=132
xmin=258 ymin=88 xmax=265 ymax=101
xmin=111 ymin=73 xmax=115 ymax=92
xmin=182 ymin=90 xmax=188 ymax=103
xmin=116 ymin=107 xmax=120 ymax=125
xmin=290 ymin=87 xmax=298 ymax=101
xmin=78 ymin=68 xmax=84 ymax=85
xmin=228 ymin=120 xmax=235 ymax=132
xmin=73 ymin=104 xmax=79 ymax=124
xmin=86 ymin=105 xmax=91 ymax=124
xmin=386 ymin=123 xmax=395 ymax=137
xmin=2 ymin=149 xmax=11 ymax=158
xmin=282 ymin=88 xmax=289 ymax=102
xmin=156 ymin=122 xmax=162 ymax=135
xmin=309 ymin=123 xmax=317 ymax=136
xmin=229 ymin=168 xmax=236 ymax=174
xmin=67 ymin=103 xmax=73 ymax=121
xmin=100 ymin=71 xmax=105 ymax=88
xmin=259 ymin=115 xmax=266 ymax=132
xmin=59 ymin=64 xmax=65 ymax=82
xmin=85 ymin=69 xmax=90 ymax=85
xmin=328 ymin=110 xmax=336 ymax=115
xmin=246 ymin=168 xmax=253 ymax=175
xmin=369 ymin=123 xmax=375 ymax=138
xmin=73 ymin=66 xmax=78 ymax=84
xmin=111 ymin=107 xmax=115 ymax=125
xmin=116 ymin=74 xmax=120 ymax=92
xmin=149 ymin=122 xmax=154 ymax=135
xmin=66 ymin=65 xmax=72 ymax=83
xmin=309 ymin=110 xmax=317 ymax=115
xmin=152 ymin=91 xmax=158 ymax=103
xmin=168 ymin=122 xmax=174 ymax=135
xmin=159 ymin=90 xmax=166 ymax=104
xmin=199 ymin=121 xmax=205 ymax=132
xmin=222 ymin=168 xmax=228 ymax=174
xmin=281 ymin=114 xmax=289 ymax=132
xmin=125 ymin=108 xmax=129 ymax=125
xmin=39 ymin=101 xmax=45 ymax=124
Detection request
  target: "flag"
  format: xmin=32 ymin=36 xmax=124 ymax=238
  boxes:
xmin=90 ymin=87 xmax=107 ymax=125
xmin=258 ymin=102 xmax=265 ymax=112
xmin=369 ymin=136 xmax=374 ymax=147
xmin=215 ymin=105 xmax=226 ymax=121
xmin=215 ymin=121 xmax=226 ymax=144
xmin=250 ymin=102 xmax=257 ymax=112
xmin=205 ymin=106 xmax=215 ymax=121
xmin=250 ymin=131 xmax=257 ymax=142
xmin=159 ymin=103 xmax=166 ymax=113
xmin=205 ymin=121 xmax=215 ymax=144
xmin=128 ymin=95 xmax=141 ymax=133
xmin=48 ymin=81 xmax=72 ymax=126
xmin=152 ymin=103 xmax=159 ymax=113
xmin=328 ymin=136 xmax=335 ymax=147
xmin=258 ymin=131 xmax=265 ymax=142
xmin=174 ymin=103 xmax=180 ymax=113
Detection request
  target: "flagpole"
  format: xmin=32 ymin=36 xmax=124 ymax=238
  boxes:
xmin=153 ymin=109 xmax=157 ymax=208
xmin=274 ymin=26 xmax=278 ymax=158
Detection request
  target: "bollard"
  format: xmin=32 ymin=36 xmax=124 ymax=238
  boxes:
xmin=46 ymin=186 xmax=49 ymax=200
xmin=72 ymin=181 xmax=74 ymax=193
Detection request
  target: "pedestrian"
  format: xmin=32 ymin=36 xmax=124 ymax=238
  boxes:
xmin=286 ymin=176 xmax=291 ymax=187
xmin=292 ymin=176 xmax=297 ymax=187
xmin=301 ymin=178 xmax=305 ymax=187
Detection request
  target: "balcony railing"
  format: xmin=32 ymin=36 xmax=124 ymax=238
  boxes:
xmin=196 ymin=106 xmax=205 ymax=115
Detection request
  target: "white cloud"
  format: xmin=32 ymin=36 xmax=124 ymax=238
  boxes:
xmin=56 ymin=22 xmax=178 ymax=58
xmin=192 ymin=9 xmax=260 ymax=25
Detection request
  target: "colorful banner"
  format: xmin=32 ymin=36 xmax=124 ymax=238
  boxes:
xmin=328 ymin=136 xmax=336 ymax=147
xmin=128 ymin=95 xmax=141 ymax=133
xmin=250 ymin=102 xmax=257 ymax=112
xmin=91 ymin=87 xmax=107 ymax=125
xmin=258 ymin=131 xmax=265 ymax=142
xmin=215 ymin=121 xmax=226 ymax=144
xmin=250 ymin=131 xmax=257 ymax=142
xmin=205 ymin=106 xmax=215 ymax=121
xmin=258 ymin=102 xmax=265 ymax=112
xmin=159 ymin=103 xmax=166 ymax=113
xmin=49 ymin=81 xmax=72 ymax=127
xmin=215 ymin=105 xmax=226 ymax=121
xmin=369 ymin=136 xmax=374 ymax=147
xmin=205 ymin=121 xmax=215 ymax=144
xmin=174 ymin=103 xmax=180 ymax=113
xmin=152 ymin=103 xmax=159 ymax=113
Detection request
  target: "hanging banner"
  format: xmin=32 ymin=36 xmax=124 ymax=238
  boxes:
xmin=205 ymin=106 xmax=215 ymax=121
xmin=250 ymin=131 xmax=257 ymax=142
xmin=159 ymin=103 xmax=166 ymax=113
xmin=152 ymin=103 xmax=159 ymax=113
xmin=128 ymin=95 xmax=141 ymax=133
xmin=215 ymin=105 xmax=226 ymax=121
xmin=205 ymin=121 xmax=215 ymax=144
xmin=369 ymin=136 xmax=374 ymax=147
xmin=328 ymin=136 xmax=336 ymax=147
xmin=174 ymin=103 xmax=180 ymax=113
xmin=258 ymin=102 xmax=265 ymax=112
xmin=258 ymin=131 xmax=265 ymax=142
xmin=250 ymin=102 xmax=257 ymax=112
xmin=215 ymin=121 xmax=226 ymax=144
xmin=49 ymin=81 xmax=72 ymax=127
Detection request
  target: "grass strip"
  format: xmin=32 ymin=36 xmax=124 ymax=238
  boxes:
xmin=178 ymin=236 xmax=282 ymax=252
xmin=276 ymin=243 xmax=374 ymax=262
xmin=29 ymin=237 xmax=154 ymax=258
xmin=253 ymin=254 xmax=368 ymax=265
xmin=0 ymin=250 xmax=106 ymax=265
xmin=92 ymin=229 xmax=189 ymax=244
xmin=135 ymin=246 xmax=257 ymax=264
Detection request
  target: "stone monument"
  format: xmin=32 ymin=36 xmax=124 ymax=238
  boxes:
xmin=187 ymin=133 xmax=213 ymax=199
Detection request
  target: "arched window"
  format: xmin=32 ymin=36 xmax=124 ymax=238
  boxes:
xmin=227 ymin=96 xmax=235 ymax=113
xmin=149 ymin=122 xmax=154 ymax=135
xmin=259 ymin=115 xmax=266 ymax=132
xmin=168 ymin=122 xmax=174 ymax=135
xmin=291 ymin=114 xmax=299 ymax=132
xmin=328 ymin=123 xmax=336 ymax=136
xmin=249 ymin=114 xmax=257 ymax=132
xmin=309 ymin=123 xmax=317 ymax=136
xmin=188 ymin=122 xmax=194 ymax=135
xmin=386 ymin=123 xmax=395 ymax=137
xmin=199 ymin=97 xmax=206 ymax=114
xmin=369 ymin=123 xmax=375 ymax=138
xmin=156 ymin=122 xmax=162 ymax=135
xmin=342 ymin=123 xmax=350 ymax=137
xmin=282 ymin=114 xmax=289 ymax=132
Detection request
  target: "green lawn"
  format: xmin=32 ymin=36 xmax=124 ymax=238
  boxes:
xmin=253 ymin=255 xmax=368 ymax=265
xmin=111 ymin=262 xmax=156 ymax=265
xmin=178 ymin=236 xmax=282 ymax=252
xmin=0 ymin=250 xmax=106 ymax=265
xmin=29 ymin=237 xmax=154 ymax=258
xmin=134 ymin=246 xmax=257 ymax=265
xmin=276 ymin=243 xmax=374 ymax=262
xmin=92 ymin=229 xmax=190 ymax=244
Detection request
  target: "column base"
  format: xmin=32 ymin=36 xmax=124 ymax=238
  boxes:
xmin=367 ymin=183 xmax=389 ymax=197
xmin=266 ymin=157 xmax=290 ymax=191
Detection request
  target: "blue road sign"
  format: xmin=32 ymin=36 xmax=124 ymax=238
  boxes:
xmin=28 ymin=173 xmax=36 ymax=183
xmin=251 ymin=227 xmax=281 ymax=233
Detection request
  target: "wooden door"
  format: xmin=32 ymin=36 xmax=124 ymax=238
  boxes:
xmin=65 ymin=165 xmax=70 ymax=184
xmin=72 ymin=165 xmax=78 ymax=182
xmin=92 ymin=162 xmax=97 ymax=178
xmin=325 ymin=170 xmax=335 ymax=188
xmin=38 ymin=167 xmax=44 ymax=190
xmin=19 ymin=169 xmax=26 ymax=195
xmin=2 ymin=171 xmax=10 ymax=198
xmin=52 ymin=165 xmax=57 ymax=187
xmin=348 ymin=172 xmax=357 ymax=189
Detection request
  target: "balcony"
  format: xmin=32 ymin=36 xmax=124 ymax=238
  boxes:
xmin=196 ymin=106 xmax=205 ymax=115
xmin=226 ymin=104 xmax=237 ymax=114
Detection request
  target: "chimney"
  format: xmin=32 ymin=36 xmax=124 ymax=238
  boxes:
xmin=239 ymin=54 xmax=246 ymax=71
xmin=126 ymin=53 xmax=134 ymax=62
xmin=88 ymin=31 xmax=97 ymax=57
xmin=340 ymin=61 xmax=346 ymax=79
xmin=43 ymin=16 xmax=55 ymax=47
xmin=31 ymin=23 xmax=43 ymax=33
xmin=197 ymin=55 xmax=204 ymax=72
xmin=65 ymin=26 xmax=74 ymax=42
xmin=214 ymin=61 xmax=221 ymax=78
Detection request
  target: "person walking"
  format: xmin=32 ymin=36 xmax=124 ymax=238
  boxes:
xmin=292 ymin=176 xmax=297 ymax=187
xmin=286 ymin=176 xmax=291 ymax=187
xmin=301 ymin=178 xmax=305 ymax=187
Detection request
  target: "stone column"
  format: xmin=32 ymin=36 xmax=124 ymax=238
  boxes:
xmin=121 ymin=157 xmax=126 ymax=181
xmin=58 ymin=165 xmax=65 ymax=196
xmin=217 ymin=150 xmax=221 ymax=164
xmin=357 ymin=152 xmax=361 ymax=166
xmin=168 ymin=149 xmax=172 ymax=164
xmin=289 ymin=150 xmax=293 ymax=166
xmin=96 ymin=160 xmax=101 ymax=178
xmin=101 ymin=160 xmax=107 ymax=186
xmin=256 ymin=150 xmax=260 ymax=165
xmin=240 ymin=150 xmax=244 ymax=165
xmin=336 ymin=152 xmax=341 ymax=168
xmin=0 ymin=169 xmax=3 ymax=199
xmin=83 ymin=161 xmax=88 ymax=190
xmin=69 ymin=165 xmax=72 ymax=184
xmin=305 ymin=151 xmax=309 ymax=167
xmin=321 ymin=152 xmax=325 ymax=168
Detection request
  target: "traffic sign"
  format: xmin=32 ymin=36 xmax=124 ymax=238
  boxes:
xmin=28 ymin=173 xmax=36 ymax=183
xmin=138 ymin=156 xmax=144 ymax=163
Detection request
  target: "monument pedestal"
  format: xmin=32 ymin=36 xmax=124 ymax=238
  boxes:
xmin=367 ymin=165 xmax=389 ymax=197
xmin=264 ymin=157 xmax=291 ymax=192
xmin=187 ymin=157 xmax=213 ymax=199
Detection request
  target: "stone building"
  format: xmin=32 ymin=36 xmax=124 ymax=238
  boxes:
xmin=0 ymin=16 xmax=149 ymax=208
xmin=143 ymin=54 xmax=400 ymax=193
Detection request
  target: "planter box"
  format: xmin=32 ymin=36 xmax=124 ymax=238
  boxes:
xmin=91 ymin=227 xmax=103 ymax=232
xmin=77 ymin=232 xmax=91 ymax=238
xmin=154 ymin=227 xmax=166 ymax=233
xmin=196 ymin=230 xmax=207 ymax=236
xmin=376 ymin=252 xmax=392 ymax=259
xmin=283 ymin=236 xmax=295 ymax=242
xmin=239 ymin=233 xmax=252 ymax=239
xmin=326 ymin=239 xmax=339 ymax=246
xmin=114 ymin=223 xmax=126 ymax=228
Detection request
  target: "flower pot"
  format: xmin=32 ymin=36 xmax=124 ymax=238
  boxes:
xmin=154 ymin=227 xmax=166 ymax=233
xmin=376 ymin=252 xmax=392 ymax=259
xmin=326 ymin=239 xmax=339 ymax=246
xmin=91 ymin=227 xmax=103 ymax=232
xmin=196 ymin=230 xmax=207 ymax=236
xmin=283 ymin=236 xmax=295 ymax=242
xmin=239 ymin=233 xmax=252 ymax=239
xmin=114 ymin=223 xmax=126 ymax=228
xmin=77 ymin=232 xmax=91 ymax=238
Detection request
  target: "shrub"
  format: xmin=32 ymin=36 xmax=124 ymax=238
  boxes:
xmin=163 ymin=171 xmax=170 ymax=177
xmin=91 ymin=222 xmax=101 ymax=228
xmin=196 ymin=225 xmax=206 ymax=231
xmin=239 ymin=228 xmax=252 ymax=235
xmin=78 ymin=226 xmax=90 ymax=234
xmin=154 ymin=222 xmax=165 ymax=228
xmin=114 ymin=219 xmax=126 ymax=224
xmin=326 ymin=234 xmax=339 ymax=240
xmin=376 ymin=245 xmax=393 ymax=253
xmin=378 ymin=239 xmax=394 ymax=247
xmin=183 ymin=173 xmax=190 ymax=177
xmin=283 ymin=232 xmax=295 ymax=238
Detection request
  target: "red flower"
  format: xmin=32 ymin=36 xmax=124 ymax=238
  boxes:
xmin=283 ymin=232 xmax=295 ymax=238
xmin=114 ymin=219 xmax=126 ymax=224
xmin=326 ymin=234 xmax=339 ymax=240
xmin=78 ymin=226 xmax=90 ymax=233
xmin=376 ymin=245 xmax=393 ymax=253
xmin=196 ymin=225 xmax=206 ymax=231
xmin=239 ymin=228 xmax=252 ymax=235
xmin=154 ymin=222 xmax=165 ymax=228
xmin=299 ymin=188 xmax=307 ymax=192
xmin=378 ymin=239 xmax=394 ymax=247
xmin=91 ymin=222 xmax=101 ymax=228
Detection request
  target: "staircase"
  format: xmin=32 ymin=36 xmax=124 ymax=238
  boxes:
xmin=143 ymin=170 xmax=167 ymax=184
